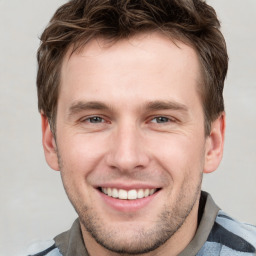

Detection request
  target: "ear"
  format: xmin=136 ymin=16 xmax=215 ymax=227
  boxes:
xmin=204 ymin=112 xmax=225 ymax=173
xmin=41 ymin=113 xmax=59 ymax=171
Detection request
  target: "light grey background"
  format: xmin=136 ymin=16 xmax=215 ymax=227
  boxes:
xmin=0 ymin=1 xmax=255 ymax=255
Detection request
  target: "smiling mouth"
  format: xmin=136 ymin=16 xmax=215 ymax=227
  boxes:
xmin=99 ymin=187 xmax=160 ymax=200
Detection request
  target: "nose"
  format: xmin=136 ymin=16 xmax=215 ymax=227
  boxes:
xmin=106 ymin=123 xmax=150 ymax=172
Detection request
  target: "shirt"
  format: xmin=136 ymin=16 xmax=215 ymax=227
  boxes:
xmin=27 ymin=192 xmax=256 ymax=256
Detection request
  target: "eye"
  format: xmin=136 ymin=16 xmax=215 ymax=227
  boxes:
xmin=151 ymin=116 xmax=172 ymax=123
xmin=85 ymin=116 xmax=105 ymax=123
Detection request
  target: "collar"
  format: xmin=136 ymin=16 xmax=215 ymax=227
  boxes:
xmin=178 ymin=191 xmax=220 ymax=256
xmin=54 ymin=219 xmax=89 ymax=256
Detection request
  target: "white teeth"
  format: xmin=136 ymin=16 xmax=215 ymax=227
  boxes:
xmin=107 ymin=188 xmax=112 ymax=196
xmin=119 ymin=189 xmax=128 ymax=199
xmin=101 ymin=187 xmax=157 ymax=200
xmin=137 ymin=189 xmax=144 ymax=199
xmin=128 ymin=189 xmax=137 ymax=200
xmin=149 ymin=189 xmax=155 ymax=195
xmin=112 ymin=188 xmax=118 ymax=198
xmin=144 ymin=189 xmax=149 ymax=197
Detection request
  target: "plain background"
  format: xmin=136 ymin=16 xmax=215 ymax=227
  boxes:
xmin=0 ymin=1 xmax=255 ymax=255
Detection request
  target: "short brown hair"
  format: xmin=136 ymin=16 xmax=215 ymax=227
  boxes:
xmin=37 ymin=0 xmax=228 ymax=135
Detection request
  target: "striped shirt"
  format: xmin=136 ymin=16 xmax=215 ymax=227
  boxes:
xmin=27 ymin=192 xmax=256 ymax=256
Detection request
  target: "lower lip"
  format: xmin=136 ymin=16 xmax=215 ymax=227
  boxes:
xmin=97 ymin=189 xmax=160 ymax=212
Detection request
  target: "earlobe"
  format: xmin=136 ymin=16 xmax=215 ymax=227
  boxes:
xmin=41 ymin=113 xmax=59 ymax=171
xmin=204 ymin=112 xmax=225 ymax=174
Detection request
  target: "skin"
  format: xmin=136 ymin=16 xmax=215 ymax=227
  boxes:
xmin=42 ymin=32 xmax=225 ymax=256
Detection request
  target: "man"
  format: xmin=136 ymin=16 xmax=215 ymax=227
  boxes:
xmin=30 ymin=0 xmax=256 ymax=255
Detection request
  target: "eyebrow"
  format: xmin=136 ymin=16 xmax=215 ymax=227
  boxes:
xmin=68 ymin=101 xmax=111 ymax=117
xmin=67 ymin=100 xmax=188 ymax=118
xmin=145 ymin=100 xmax=188 ymax=112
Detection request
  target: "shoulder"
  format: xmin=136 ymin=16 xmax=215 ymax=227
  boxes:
xmin=26 ymin=240 xmax=62 ymax=256
xmin=199 ymin=210 xmax=256 ymax=256
xmin=215 ymin=210 xmax=256 ymax=246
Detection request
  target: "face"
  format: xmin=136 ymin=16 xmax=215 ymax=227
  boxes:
xmin=43 ymin=32 xmax=224 ymax=255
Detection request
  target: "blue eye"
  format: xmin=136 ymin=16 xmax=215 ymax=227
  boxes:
xmin=87 ymin=116 xmax=104 ymax=123
xmin=152 ymin=117 xmax=170 ymax=123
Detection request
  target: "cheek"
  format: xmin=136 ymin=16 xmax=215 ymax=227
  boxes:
xmin=57 ymin=132 xmax=108 ymax=176
xmin=57 ymin=134 xmax=108 ymax=203
xmin=149 ymin=134 xmax=206 ymax=180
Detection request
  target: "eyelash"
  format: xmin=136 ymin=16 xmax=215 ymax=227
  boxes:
xmin=82 ymin=116 xmax=106 ymax=124
xmin=81 ymin=115 xmax=176 ymax=125
xmin=150 ymin=116 xmax=175 ymax=124
xmin=87 ymin=116 xmax=104 ymax=123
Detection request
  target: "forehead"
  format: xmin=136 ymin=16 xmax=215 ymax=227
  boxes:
xmin=59 ymin=32 xmax=202 ymax=109
xmin=63 ymin=32 xmax=200 ymax=71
